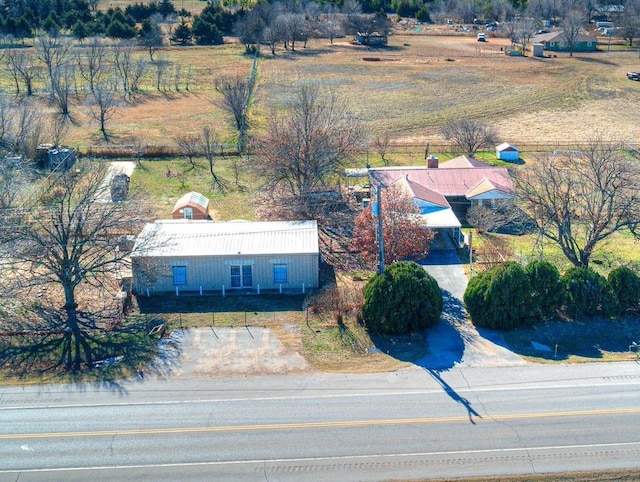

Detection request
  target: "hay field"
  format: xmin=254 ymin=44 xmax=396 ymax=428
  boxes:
xmin=60 ymin=33 xmax=640 ymax=149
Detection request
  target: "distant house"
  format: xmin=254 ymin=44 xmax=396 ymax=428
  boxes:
xmin=130 ymin=220 xmax=319 ymax=295
xmin=496 ymin=142 xmax=520 ymax=161
xmin=531 ymin=31 xmax=598 ymax=52
xmin=172 ymin=192 xmax=212 ymax=220
xmin=369 ymin=156 xmax=515 ymax=246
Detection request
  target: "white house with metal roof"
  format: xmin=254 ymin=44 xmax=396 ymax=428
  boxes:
xmin=131 ymin=220 xmax=319 ymax=295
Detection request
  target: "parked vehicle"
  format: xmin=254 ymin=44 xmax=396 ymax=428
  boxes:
xmin=477 ymin=33 xmax=486 ymax=42
xmin=627 ymin=72 xmax=640 ymax=81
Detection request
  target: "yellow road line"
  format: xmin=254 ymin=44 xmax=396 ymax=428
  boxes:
xmin=3 ymin=407 xmax=640 ymax=440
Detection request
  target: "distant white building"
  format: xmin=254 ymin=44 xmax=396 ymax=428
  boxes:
xmin=131 ymin=220 xmax=319 ymax=295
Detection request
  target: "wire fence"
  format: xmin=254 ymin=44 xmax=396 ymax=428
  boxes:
xmin=77 ymin=139 xmax=640 ymax=161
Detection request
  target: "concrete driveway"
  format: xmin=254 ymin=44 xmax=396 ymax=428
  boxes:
xmin=152 ymin=326 xmax=310 ymax=379
xmin=417 ymin=249 xmax=527 ymax=369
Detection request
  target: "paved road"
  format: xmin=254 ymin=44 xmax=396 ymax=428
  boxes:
xmin=2 ymin=362 xmax=640 ymax=481
xmin=419 ymin=249 xmax=527 ymax=368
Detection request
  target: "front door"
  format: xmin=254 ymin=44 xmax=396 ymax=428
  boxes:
xmin=230 ymin=264 xmax=253 ymax=288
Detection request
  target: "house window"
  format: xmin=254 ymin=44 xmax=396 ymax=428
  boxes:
xmin=273 ymin=264 xmax=288 ymax=284
xmin=183 ymin=207 xmax=193 ymax=220
xmin=172 ymin=266 xmax=187 ymax=285
xmin=231 ymin=264 xmax=253 ymax=287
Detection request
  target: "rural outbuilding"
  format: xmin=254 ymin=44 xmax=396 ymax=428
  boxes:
xmin=496 ymin=142 xmax=520 ymax=161
xmin=131 ymin=220 xmax=320 ymax=295
xmin=172 ymin=191 xmax=212 ymax=220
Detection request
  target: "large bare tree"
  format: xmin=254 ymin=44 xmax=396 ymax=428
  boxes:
xmin=35 ymin=35 xmax=72 ymax=102
xmin=0 ymin=162 xmax=154 ymax=372
xmin=76 ymin=36 xmax=109 ymax=94
xmin=514 ymin=138 xmax=640 ymax=268
xmin=441 ymin=119 xmax=500 ymax=156
xmin=561 ymin=7 xmax=586 ymax=57
xmin=88 ymin=78 xmax=120 ymax=141
xmin=255 ymin=84 xmax=364 ymax=199
xmin=2 ymin=48 xmax=37 ymax=97
xmin=213 ymin=75 xmax=254 ymax=153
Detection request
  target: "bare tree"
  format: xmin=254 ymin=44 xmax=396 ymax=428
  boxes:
xmin=88 ymin=79 xmax=120 ymax=141
xmin=173 ymin=64 xmax=182 ymax=91
xmin=373 ymin=133 xmax=391 ymax=165
xmin=527 ymin=0 xmax=565 ymax=25
xmin=618 ymin=0 xmax=640 ymax=47
xmin=341 ymin=11 xmax=391 ymax=44
xmin=0 ymin=157 xmax=33 ymax=209
xmin=76 ymin=36 xmax=109 ymax=94
xmin=441 ymin=119 xmax=500 ymax=155
xmin=320 ymin=6 xmax=343 ymax=45
xmin=200 ymin=126 xmax=227 ymax=191
xmin=113 ymin=41 xmax=133 ymax=95
xmin=278 ymin=13 xmax=309 ymax=51
xmin=139 ymin=13 xmax=164 ymax=62
xmin=51 ymin=64 xmax=75 ymax=118
xmin=3 ymin=48 xmax=37 ymax=96
xmin=213 ymin=75 xmax=255 ymax=153
xmin=174 ymin=133 xmax=200 ymax=169
xmin=262 ymin=26 xmax=282 ymax=55
xmin=560 ymin=7 xmax=586 ymax=57
xmin=153 ymin=60 xmax=170 ymax=92
xmin=35 ymin=35 xmax=72 ymax=102
xmin=255 ymin=84 xmax=365 ymax=199
xmin=510 ymin=17 xmax=538 ymax=54
xmin=11 ymin=100 xmax=45 ymax=158
xmin=0 ymin=162 xmax=155 ymax=372
xmin=113 ymin=42 xmax=148 ymax=97
xmin=47 ymin=113 xmax=70 ymax=148
xmin=0 ymin=92 xmax=13 ymax=151
xmin=514 ymin=138 xmax=640 ymax=268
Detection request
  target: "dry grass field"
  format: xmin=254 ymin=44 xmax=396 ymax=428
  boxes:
xmin=55 ymin=32 xmax=640 ymax=150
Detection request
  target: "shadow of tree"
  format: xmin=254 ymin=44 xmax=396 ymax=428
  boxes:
xmin=367 ymin=290 xmax=481 ymax=422
xmin=0 ymin=311 xmax=165 ymax=386
xmin=501 ymin=317 xmax=640 ymax=361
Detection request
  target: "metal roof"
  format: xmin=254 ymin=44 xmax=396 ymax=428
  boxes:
xmin=172 ymin=192 xmax=209 ymax=214
xmin=370 ymin=166 xmax=515 ymax=198
xmin=132 ymin=220 xmax=319 ymax=258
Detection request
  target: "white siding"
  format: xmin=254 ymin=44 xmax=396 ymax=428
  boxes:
xmin=133 ymin=253 xmax=319 ymax=294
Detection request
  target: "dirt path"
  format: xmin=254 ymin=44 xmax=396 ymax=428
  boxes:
xmin=95 ymin=161 xmax=136 ymax=202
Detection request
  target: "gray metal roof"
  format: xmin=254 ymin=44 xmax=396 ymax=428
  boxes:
xmin=131 ymin=220 xmax=319 ymax=258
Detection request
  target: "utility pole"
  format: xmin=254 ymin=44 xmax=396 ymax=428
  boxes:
xmin=377 ymin=184 xmax=385 ymax=274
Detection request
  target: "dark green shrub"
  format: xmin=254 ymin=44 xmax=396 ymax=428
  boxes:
xmin=362 ymin=261 xmax=442 ymax=335
xmin=525 ymin=259 xmax=564 ymax=320
xmin=464 ymin=261 xmax=532 ymax=329
xmin=561 ymin=267 xmax=616 ymax=318
xmin=463 ymin=270 xmax=492 ymax=327
xmin=608 ymin=266 xmax=640 ymax=314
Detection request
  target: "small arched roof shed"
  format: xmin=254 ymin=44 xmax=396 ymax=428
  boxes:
xmin=172 ymin=192 xmax=211 ymax=220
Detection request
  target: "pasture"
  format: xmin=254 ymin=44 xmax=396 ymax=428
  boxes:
xmin=39 ymin=32 xmax=640 ymax=151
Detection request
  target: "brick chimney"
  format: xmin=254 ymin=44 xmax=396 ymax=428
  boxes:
xmin=427 ymin=154 xmax=439 ymax=169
